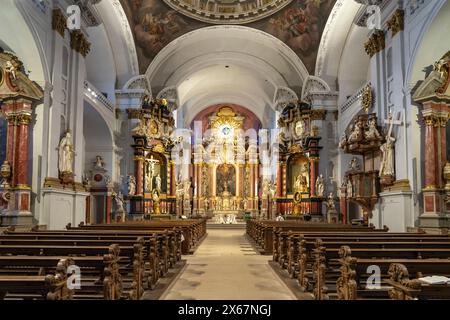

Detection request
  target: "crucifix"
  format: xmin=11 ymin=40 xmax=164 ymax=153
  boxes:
xmin=384 ymin=111 xmax=403 ymax=138
xmin=146 ymin=155 xmax=159 ymax=191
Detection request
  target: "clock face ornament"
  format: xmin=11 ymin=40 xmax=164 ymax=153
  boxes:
xmin=162 ymin=0 xmax=294 ymax=24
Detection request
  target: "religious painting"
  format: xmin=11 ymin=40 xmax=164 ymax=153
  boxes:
xmin=120 ymin=0 xmax=336 ymax=74
xmin=0 ymin=117 xmax=6 ymax=166
xmin=216 ymin=164 xmax=236 ymax=196
xmin=144 ymin=152 xmax=167 ymax=193
xmin=287 ymin=154 xmax=309 ymax=194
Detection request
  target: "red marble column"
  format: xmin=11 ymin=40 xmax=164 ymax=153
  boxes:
xmin=424 ymin=115 xmax=437 ymax=188
xmin=16 ymin=114 xmax=31 ymax=187
xmin=439 ymin=112 xmax=447 ymax=188
xmin=135 ymin=157 xmax=144 ymax=195
xmin=276 ymin=162 xmax=283 ymax=214
xmin=105 ymin=195 xmax=112 ymax=224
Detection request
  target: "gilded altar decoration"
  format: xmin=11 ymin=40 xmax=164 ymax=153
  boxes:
xmin=152 ymin=189 xmax=161 ymax=215
xmin=433 ymin=51 xmax=450 ymax=96
xmin=361 ymin=84 xmax=373 ymax=114
xmin=340 ymin=114 xmax=383 ymax=153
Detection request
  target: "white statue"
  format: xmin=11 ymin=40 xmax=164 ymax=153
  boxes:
xmin=326 ymin=193 xmax=336 ymax=212
xmin=349 ymin=157 xmax=361 ymax=171
xmin=155 ymin=174 xmax=162 ymax=191
xmin=243 ymin=198 xmax=248 ymax=211
xmin=315 ymin=174 xmax=325 ymax=197
xmin=365 ymin=118 xmax=382 ymax=141
xmin=346 ymin=179 xmax=353 ymax=198
xmin=127 ymin=175 xmax=136 ymax=196
xmin=113 ymin=191 xmax=126 ymax=213
xmin=58 ymin=132 xmax=75 ymax=174
xmin=380 ymin=114 xmax=396 ymax=176
xmin=5 ymin=61 xmax=17 ymax=80
xmin=94 ymin=155 xmax=105 ymax=169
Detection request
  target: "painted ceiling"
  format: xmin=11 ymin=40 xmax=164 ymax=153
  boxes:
xmin=119 ymin=0 xmax=336 ymax=74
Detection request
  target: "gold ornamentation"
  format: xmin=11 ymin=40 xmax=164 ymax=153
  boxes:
xmin=310 ymin=109 xmax=327 ymax=121
xmin=70 ymin=30 xmax=91 ymax=57
xmin=0 ymin=66 xmax=4 ymax=87
xmin=361 ymin=85 xmax=373 ymax=113
xmin=16 ymin=113 xmax=32 ymax=125
xmin=387 ymin=9 xmax=404 ymax=37
xmin=424 ymin=115 xmax=437 ymax=127
xmin=211 ymin=106 xmax=244 ymax=130
xmin=364 ymin=30 xmax=385 ymax=58
xmin=152 ymin=143 xmax=165 ymax=154
xmin=52 ymin=9 xmax=67 ymax=38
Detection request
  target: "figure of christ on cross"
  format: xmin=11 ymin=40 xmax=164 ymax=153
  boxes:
xmin=146 ymin=155 xmax=160 ymax=192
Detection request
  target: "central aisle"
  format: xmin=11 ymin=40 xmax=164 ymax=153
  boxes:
xmin=161 ymin=229 xmax=296 ymax=300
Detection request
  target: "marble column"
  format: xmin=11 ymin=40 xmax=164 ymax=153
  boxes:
xmin=135 ymin=156 xmax=144 ymax=196
xmin=0 ymin=99 xmax=34 ymax=223
xmin=424 ymin=115 xmax=437 ymax=189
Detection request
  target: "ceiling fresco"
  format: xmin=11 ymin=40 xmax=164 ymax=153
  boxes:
xmin=120 ymin=0 xmax=336 ymax=74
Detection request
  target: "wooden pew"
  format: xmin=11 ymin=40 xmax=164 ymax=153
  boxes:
xmin=0 ymin=258 xmax=73 ymax=300
xmin=337 ymin=246 xmax=450 ymax=300
xmin=386 ymin=263 xmax=450 ymax=300
xmin=0 ymin=243 xmax=142 ymax=300
xmin=2 ymin=230 xmax=171 ymax=283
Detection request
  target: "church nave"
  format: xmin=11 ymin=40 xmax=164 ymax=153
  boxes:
xmin=161 ymin=229 xmax=296 ymax=301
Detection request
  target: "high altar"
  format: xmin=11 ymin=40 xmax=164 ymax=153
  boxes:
xmin=192 ymin=106 xmax=256 ymax=218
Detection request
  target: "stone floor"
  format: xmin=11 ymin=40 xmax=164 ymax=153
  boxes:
xmin=160 ymin=229 xmax=296 ymax=300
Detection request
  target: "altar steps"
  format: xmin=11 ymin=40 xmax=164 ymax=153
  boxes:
xmin=206 ymin=222 xmax=246 ymax=230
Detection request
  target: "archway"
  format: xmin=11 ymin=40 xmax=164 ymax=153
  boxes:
xmin=146 ymin=26 xmax=310 ymax=128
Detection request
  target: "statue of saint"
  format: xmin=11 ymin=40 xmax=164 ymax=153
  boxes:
xmin=346 ymin=179 xmax=353 ymax=198
xmin=326 ymin=193 xmax=336 ymax=212
xmin=5 ymin=61 xmax=17 ymax=81
xmin=113 ymin=191 xmax=125 ymax=214
xmin=294 ymin=120 xmax=306 ymax=139
xmin=94 ymin=155 xmax=105 ymax=169
xmin=315 ymin=174 xmax=325 ymax=197
xmin=380 ymin=135 xmax=396 ymax=176
xmin=58 ymin=132 xmax=75 ymax=174
xmin=127 ymin=175 xmax=136 ymax=196
xmin=155 ymin=174 xmax=162 ymax=191
xmin=152 ymin=190 xmax=161 ymax=215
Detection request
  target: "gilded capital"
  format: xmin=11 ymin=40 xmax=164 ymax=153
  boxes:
xmin=387 ymin=9 xmax=404 ymax=37
xmin=52 ymin=9 xmax=67 ymax=38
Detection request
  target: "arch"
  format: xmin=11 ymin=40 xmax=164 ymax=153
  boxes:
xmin=407 ymin=0 xmax=449 ymax=85
xmin=0 ymin=0 xmax=47 ymax=84
xmin=145 ymin=26 xmax=310 ymax=127
xmin=83 ymin=102 xmax=115 ymax=177
xmin=93 ymin=0 xmax=139 ymax=86
xmin=315 ymin=0 xmax=370 ymax=93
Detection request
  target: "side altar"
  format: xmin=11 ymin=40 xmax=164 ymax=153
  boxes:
xmin=127 ymin=96 xmax=179 ymax=219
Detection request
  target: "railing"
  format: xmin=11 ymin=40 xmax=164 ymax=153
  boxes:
xmin=340 ymin=82 xmax=373 ymax=114
xmin=83 ymin=80 xmax=114 ymax=112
